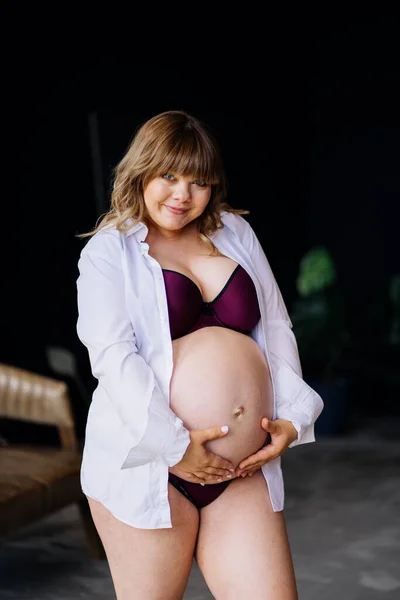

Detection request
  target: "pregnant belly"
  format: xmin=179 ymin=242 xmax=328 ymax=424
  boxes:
xmin=170 ymin=327 xmax=274 ymax=470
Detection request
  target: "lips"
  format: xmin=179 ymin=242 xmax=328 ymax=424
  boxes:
xmin=165 ymin=205 xmax=188 ymax=215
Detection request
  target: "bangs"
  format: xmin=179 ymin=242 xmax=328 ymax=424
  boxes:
xmin=150 ymin=131 xmax=221 ymax=185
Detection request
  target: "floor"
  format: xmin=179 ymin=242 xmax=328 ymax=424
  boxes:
xmin=1 ymin=423 xmax=400 ymax=599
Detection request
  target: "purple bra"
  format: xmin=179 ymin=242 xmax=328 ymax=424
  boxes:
xmin=162 ymin=264 xmax=261 ymax=340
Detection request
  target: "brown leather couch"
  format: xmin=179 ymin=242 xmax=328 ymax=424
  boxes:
xmin=0 ymin=363 xmax=104 ymax=559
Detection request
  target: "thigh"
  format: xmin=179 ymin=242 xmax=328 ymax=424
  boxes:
xmin=87 ymin=484 xmax=199 ymax=600
xmin=195 ymin=472 xmax=298 ymax=600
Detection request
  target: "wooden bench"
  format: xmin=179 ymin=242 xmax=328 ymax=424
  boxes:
xmin=0 ymin=363 xmax=104 ymax=559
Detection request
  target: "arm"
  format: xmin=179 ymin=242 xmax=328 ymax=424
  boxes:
xmin=240 ymin=218 xmax=324 ymax=447
xmin=76 ymin=232 xmax=190 ymax=467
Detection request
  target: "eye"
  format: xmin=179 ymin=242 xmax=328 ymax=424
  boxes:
xmin=193 ymin=179 xmax=208 ymax=188
xmin=162 ymin=173 xmax=175 ymax=181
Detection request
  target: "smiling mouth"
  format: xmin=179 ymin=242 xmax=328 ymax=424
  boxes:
xmin=165 ymin=206 xmax=188 ymax=215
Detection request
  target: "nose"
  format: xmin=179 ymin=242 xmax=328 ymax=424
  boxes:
xmin=172 ymin=180 xmax=192 ymax=203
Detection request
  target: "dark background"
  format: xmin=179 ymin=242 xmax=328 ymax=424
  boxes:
xmin=2 ymin=13 xmax=399 ymax=443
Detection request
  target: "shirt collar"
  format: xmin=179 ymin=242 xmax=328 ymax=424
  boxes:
xmin=123 ymin=219 xmax=148 ymax=242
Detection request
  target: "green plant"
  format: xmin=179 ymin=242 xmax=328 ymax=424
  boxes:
xmin=290 ymin=246 xmax=351 ymax=382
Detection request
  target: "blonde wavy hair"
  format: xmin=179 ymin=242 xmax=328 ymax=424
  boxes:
xmin=78 ymin=110 xmax=249 ymax=252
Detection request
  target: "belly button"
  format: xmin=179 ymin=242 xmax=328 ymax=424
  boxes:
xmin=233 ymin=406 xmax=245 ymax=417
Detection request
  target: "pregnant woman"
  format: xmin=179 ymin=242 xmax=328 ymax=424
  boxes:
xmin=151 ymin=233 xmax=274 ymax=507
xmin=76 ymin=110 xmax=324 ymax=599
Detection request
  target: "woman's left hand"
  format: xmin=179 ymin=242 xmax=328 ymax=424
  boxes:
xmin=235 ymin=418 xmax=298 ymax=478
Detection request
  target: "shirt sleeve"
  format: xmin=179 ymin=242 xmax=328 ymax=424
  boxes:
xmin=239 ymin=217 xmax=324 ymax=447
xmin=76 ymin=232 xmax=190 ymax=467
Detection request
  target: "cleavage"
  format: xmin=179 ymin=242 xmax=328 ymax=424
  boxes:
xmin=163 ymin=264 xmax=240 ymax=304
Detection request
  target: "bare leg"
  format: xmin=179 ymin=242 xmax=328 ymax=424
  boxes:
xmin=87 ymin=484 xmax=199 ymax=600
xmin=195 ymin=471 xmax=298 ymax=600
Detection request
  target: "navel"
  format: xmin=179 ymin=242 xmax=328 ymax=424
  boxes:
xmin=233 ymin=406 xmax=245 ymax=418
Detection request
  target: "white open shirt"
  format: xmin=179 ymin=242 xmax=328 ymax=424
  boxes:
xmin=76 ymin=211 xmax=324 ymax=529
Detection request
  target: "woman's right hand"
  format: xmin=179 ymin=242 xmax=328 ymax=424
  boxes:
xmin=171 ymin=425 xmax=235 ymax=485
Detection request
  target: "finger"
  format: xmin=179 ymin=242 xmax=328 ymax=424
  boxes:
xmin=238 ymin=452 xmax=280 ymax=476
xmin=236 ymin=454 xmax=275 ymax=476
xmin=190 ymin=474 xmax=206 ymax=485
xmin=196 ymin=469 xmax=234 ymax=481
xmin=261 ymin=417 xmax=277 ymax=433
xmin=204 ymin=456 xmax=235 ymax=473
xmin=239 ymin=464 xmax=262 ymax=477
xmin=247 ymin=468 xmax=260 ymax=477
xmin=237 ymin=447 xmax=270 ymax=471
xmin=208 ymin=473 xmax=233 ymax=483
xmin=202 ymin=467 xmax=234 ymax=478
xmin=181 ymin=471 xmax=202 ymax=482
xmin=199 ymin=425 xmax=230 ymax=442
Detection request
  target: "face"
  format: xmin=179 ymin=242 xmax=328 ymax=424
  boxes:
xmin=143 ymin=173 xmax=211 ymax=238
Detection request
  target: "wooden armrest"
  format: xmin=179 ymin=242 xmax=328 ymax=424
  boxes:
xmin=0 ymin=363 xmax=75 ymax=429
